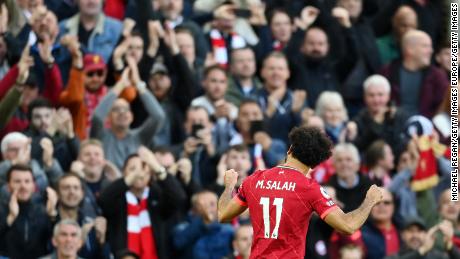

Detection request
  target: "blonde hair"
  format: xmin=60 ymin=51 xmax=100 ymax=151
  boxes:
xmin=78 ymin=139 xmax=104 ymax=159
xmin=80 ymin=139 xmax=103 ymax=150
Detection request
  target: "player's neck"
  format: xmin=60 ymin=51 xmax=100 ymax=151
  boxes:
xmin=283 ymin=156 xmax=310 ymax=175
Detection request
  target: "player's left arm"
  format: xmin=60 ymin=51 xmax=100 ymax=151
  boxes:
xmin=218 ymin=169 xmax=247 ymax=223
xmin=323 ymin=185 xmax=383 ymax=235
xmin=218 ymin=194 xmax=247 ymax=223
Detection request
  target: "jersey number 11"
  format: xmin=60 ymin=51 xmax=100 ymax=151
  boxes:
xmin=259 ymin=197 xmax=284 ymax=239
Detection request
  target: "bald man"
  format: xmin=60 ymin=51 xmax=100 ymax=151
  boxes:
xmin=377 ymin=5 xmax=418 ymax=64
xmin=290 ymin=24 xmax=359 ymax=107
xmin=379 ymin=29 xmax=448 ymax=118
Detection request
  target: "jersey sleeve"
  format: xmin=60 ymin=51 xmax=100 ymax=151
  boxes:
xmin=235 ymin=178 xmax=249 ymax=207
xmin=309 ymin=184 xmax=338 ymax=220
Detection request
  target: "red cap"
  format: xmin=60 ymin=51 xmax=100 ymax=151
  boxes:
xmin=84 ymin=54 xmax=106 ymax=72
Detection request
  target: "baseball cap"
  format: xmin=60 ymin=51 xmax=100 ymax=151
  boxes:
xmin=402 ymin=216 xmax=427 ymax=231
xmin=150 ymin=62 xmax=169 ymax=75
xmin=84 ymin=54 xmax=106 ymax=72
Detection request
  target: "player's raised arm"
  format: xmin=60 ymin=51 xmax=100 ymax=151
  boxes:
xmin=324 ymin=185 xmax=384 ymax=235
xmin=218 ymin=169 xmax=247 ymax=223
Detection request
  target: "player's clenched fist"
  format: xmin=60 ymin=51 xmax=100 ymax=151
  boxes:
xmin=224 ymin=169 xmax=238 ymax=189
xmin=366 ymin=185 xmax=384 ymax=205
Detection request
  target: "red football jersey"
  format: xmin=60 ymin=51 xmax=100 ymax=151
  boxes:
xmin=235 ymin=165 xmax=338 ymax=259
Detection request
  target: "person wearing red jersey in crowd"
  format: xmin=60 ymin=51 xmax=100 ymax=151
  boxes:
xmin=59 ymin=34 xmax=109 ymax=140
xmin=0 ymin=42 xmax=63 ymax=140
xmin=218 ymin=126 xmax=384 ymax=258
xmin=302 ymin=115 xmax=335 ymax=184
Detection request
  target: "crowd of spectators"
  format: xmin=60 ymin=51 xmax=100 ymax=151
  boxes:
xmin=0 ymin=0 xmax=456 ymax=258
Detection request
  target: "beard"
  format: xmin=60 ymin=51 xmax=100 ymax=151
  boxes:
xmin=408 ymin=237 xmax=423 ymax=249
xmin=60 ymin=200 xmax=81 ymax=210
xmin=304 ymin=54 xmax=327 ymax=67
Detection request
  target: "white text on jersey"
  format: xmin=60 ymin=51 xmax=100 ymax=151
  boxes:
xmin=255 ymin=180 xmax=296 ymax=191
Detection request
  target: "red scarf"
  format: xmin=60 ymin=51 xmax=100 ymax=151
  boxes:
xmin=84 ymin=85 xmax=108 ymax=135
xmin=210 ymin=29 xmax=246 ymax=68
xmin=272 ymin=40 xmax=284 ymax=51
xmin=126 ymin=188 xmax=158 ymax=259
xmin=411 ymin=135 xmax=448 ymax=191
xmin=453 ymin=235 xmax=460 ymax=248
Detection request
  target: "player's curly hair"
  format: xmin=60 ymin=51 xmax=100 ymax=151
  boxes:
xmin=288 ymin=126 xmax=333 ymax=168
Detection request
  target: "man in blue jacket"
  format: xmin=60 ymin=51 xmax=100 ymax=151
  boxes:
xmin=59 ymin=0 xmax=122 ymax=63
xmin=173 ymin=190 xmax=234 ymax=259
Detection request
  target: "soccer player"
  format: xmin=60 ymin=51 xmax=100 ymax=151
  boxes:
xmin=218 ymin=126 xmax=384 ymax=258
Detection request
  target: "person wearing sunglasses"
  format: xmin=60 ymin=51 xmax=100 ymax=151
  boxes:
xmin=361 ymin=188 xmax=402 ymax=259
xmin=60 ymin=34 xmax=110 ymax=140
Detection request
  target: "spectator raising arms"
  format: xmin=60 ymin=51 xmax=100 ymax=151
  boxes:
xmin=99 ymin=147 xmax=186 ymax=259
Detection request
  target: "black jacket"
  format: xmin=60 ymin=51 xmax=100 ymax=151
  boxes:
xmin=352 ymin=108 xmax=408 ymax=156
xmin=0 ymin=201 xmax=53 ymax=259
xmin=24 ymin=128 xmax=80 ymax=172
xmin=305 ymin=214 xmax=333 ymax=259
xmin=341 ymin=17 xmax=382 ymax=102
xmin=328 ymin=173 xmax=373 ymax=213
xmin=288 ymin=26 xmax=359 ymax=107
xmin=98 ymin=175 xmax=187 ymax=259
xmin=130 ymin=53 xmax=197 ymax=147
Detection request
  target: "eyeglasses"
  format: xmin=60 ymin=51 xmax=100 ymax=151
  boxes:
xmin=376 ymin=200 xmax=393 ymax=206
xmin=86 ymin=70 xmax=105 ymax=77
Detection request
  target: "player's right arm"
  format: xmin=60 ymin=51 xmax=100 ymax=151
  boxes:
xmin=324 ymin=185 xmax=383 ymax=235
xmin=218 ymin=169 xmax=247 ymax=223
